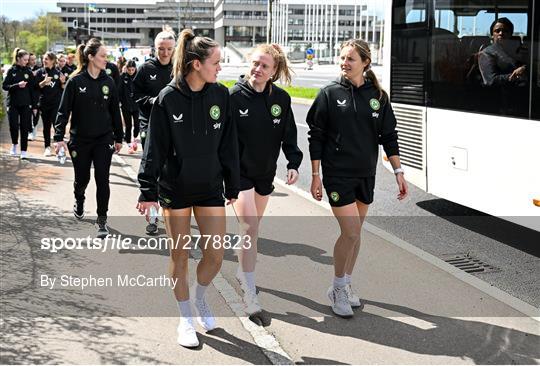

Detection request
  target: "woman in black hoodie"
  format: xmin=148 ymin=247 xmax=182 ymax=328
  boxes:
xmin=119 ymin=60 xmax=139 ymax=153
xmin=35 ymin=52 xmax=65 ymax=157
xmin=307 ymin=39 xmax=408 ymax=318
xmin=137 ymin=29 xmax=239 ymax=348
xmin=229 ymin=43 xmax=302 ymax=315
xmin=2 ymin=48 xmax=36 ymax=159
xmin=54 ymin=38 xmax=123 ymax=239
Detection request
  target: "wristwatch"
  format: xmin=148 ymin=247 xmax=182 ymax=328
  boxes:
xmin=394 ymin=167 xmax=404 ymax=175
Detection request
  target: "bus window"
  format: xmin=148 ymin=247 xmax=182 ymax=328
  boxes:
xmin=393 ymin=0 xmax=427 ymax=25
xmin=429 ymin=0 xmax=531 ymax=119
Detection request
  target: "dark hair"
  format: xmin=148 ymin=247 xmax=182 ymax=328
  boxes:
xmin=341 ymin=39 xmax=386 ymax=101
xmin=72 ymin=38 xmax=103 ymax=77
xmin=172 ymin=28 xmax=219 ymax=86
xmin=12 ymin=48 xmax=29 ymax=65
xmin=489 ymin=17 xmax=514 ymax=35
xmin=117 ymin=55 xmax=126 ymax=71
xmin=126 ymin=60 xmax=137 ymax=68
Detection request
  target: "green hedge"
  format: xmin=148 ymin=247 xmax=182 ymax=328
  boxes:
xmin=219 ymin=80 xmax=318 ymax=100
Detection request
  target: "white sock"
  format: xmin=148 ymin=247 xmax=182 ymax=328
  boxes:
xmin=345 ymin=274 xmax=352 ymax=285
xmin=243 ymin=271 xmax=256 ymax=293
xmin=333 ymin=275 xmax=346 ymax=289
xmin=194 ymin=282 xmax=207 ymax=300
xmin=177 ymin=299 xmax=192 ymax=318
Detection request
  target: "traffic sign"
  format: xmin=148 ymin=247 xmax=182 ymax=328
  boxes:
xmin=306 ymin=48 xmax=314 ymax=55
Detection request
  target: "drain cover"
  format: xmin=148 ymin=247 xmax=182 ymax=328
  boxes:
xmin=442 ymin=253 xmax=499 ymax=274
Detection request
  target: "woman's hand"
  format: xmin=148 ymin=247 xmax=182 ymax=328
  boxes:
xmin=54 ymin=141 xmax=68 ymax=155
xmin=18 ymin=81 xmax=27 ymax=88
xmin=226 ymin=198 xmax=236 ymax=206
xmin=396 ymin=173 xmax=408 ymax=200
xmin=311 ymin=175 xmax=323 ymax=201
xmin=136 ymin=201 xmax=159 ymax=221
xmin=114 ymin=142 xmax=122 ymax=153
xmin=286 ymin=169 xmax=299 ymax=185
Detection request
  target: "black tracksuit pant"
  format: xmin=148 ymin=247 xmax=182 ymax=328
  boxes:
xmin=68 ymin=140 xmax=114 ymax=217
xmin=40 ymin=107 xmax=58 ymax=148
xmin=121 ymin=107 xmax=139 ymax=144
xmin=8 ymin=105 xmax=31 ymax=151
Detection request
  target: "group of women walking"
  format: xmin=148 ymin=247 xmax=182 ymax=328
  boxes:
xmin=4 ymin=28 xmax=408 ymax=348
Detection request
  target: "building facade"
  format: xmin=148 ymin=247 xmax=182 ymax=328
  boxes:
xmin=270 ymin=0 xmax=384 ymax=62
xmin=52 ymin=0 xmax=267 ymax=47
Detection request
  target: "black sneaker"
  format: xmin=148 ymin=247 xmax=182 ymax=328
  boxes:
xmin=145 ymin=223 xmax=158 ymax=235
xmin=73 ymin=200 xmax=84 ymax=220
xmin=96 ymin=216 xmax=109 ymax=239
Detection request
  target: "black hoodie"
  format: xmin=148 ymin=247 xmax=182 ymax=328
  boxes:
xmin=119 ymin=72 xmax=138 ymax=112
xmin=2 ymin=64 xmax=36 ymax=107
xmin=132 ymin=57 xmax=173 ymax=133
xmin=307 ymin=76 xmax=399 ymax=177
xmin=54 ymin=69 xmax=123 ymax=144
xmin=35 ymin=67 xmax=63 ymax=110
xmin=138 ymin=79 xmax=240 ymax=202
xmin=105 ymin=61 xmax=121 ymax=89
xmin=230 ymin=77 xmax=302 ymax=179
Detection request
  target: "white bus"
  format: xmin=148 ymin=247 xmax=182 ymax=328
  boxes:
xmin=382 ymin=0 xmax=540 ymax=231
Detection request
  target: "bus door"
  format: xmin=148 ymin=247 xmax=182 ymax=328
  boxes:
xmin=389 ymin=0 xmax=430 ymax=190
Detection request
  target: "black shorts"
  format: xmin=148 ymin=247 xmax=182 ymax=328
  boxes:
xmin=323 ymin=176 xmax=375 ymax=207
xmin=158 ymin=185 xmax=224 ymax=209
xmin=240 ymin=176 xmax=274 ymax=196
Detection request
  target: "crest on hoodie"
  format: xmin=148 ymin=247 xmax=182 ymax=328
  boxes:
xmin=106 ymin=68 xmax=112 ymax=75
xmin=53 ymin=74 xmax=59 ymax=79
xmin=209 ymin=105 xmax=220 ymax=120
xmin=102 ymin=85 xmax=109 ymax=95
xmin=330 ymin=192 xmax=340 ymax=202
xmin=369 ymin=98 xmax=381 ymax=111
xmin=271 ymin=104 xmax=281 ymax=117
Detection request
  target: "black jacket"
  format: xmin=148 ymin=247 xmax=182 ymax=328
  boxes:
xmin=138 ymin=79 xmax=240 ymax=202
xmin=105 ymin=61 xmax=121 ymax=89
xmin=54 ymin=69 xmax=123 ymax=144
xmin=119 ymin=72 xmax=138 ymax=112
xmin=35 ymin=67 xmax=63 ymax=110
xmin=307 ymin=77 xmax=399 ymax=177
xmin=2 ymin=64 xmax=36 ymax=107
xmin=132 ymin=57 xmax=173 ymax=132
xmin=61 ymin=64 xmax=75 ymax=79
xmin=230 ymin=78 xmax=302 ymax=179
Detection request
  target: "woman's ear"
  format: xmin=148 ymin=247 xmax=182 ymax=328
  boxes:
xmin=192 ymin=59 xmax=201 ymax=71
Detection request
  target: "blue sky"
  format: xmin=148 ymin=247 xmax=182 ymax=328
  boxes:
xmin=1 ymin=0 xmax=59 ymax=21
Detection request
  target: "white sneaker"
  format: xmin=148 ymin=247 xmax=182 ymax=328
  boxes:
xmin=28 ymin=132 xmax=34 ymax=141
xmin=44 ymin=147 xmax=52 ymax=157
xmin=243 ymin=289 xmax=262 ymax=315
xmin=192 ymin=293 xmax=216 ymax=331
xmin=327 ymin=285 xmax=354 ymax=317
xmin=345 ymin=284 xmax=362 ymax=308
xmin=177 ymin=318 xmax=199 ymax=348
xmin=20 ymin=151 xmax=28 ymax=160
xmin=10 ymin=144 xmax=18 ymax=156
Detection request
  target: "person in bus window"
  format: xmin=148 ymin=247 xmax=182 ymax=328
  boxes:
xmin=478 ymin=18 xmax=527 ymax=87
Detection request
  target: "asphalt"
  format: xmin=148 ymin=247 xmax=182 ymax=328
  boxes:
xmin=1 ymin=111 xmax=539 ymax=365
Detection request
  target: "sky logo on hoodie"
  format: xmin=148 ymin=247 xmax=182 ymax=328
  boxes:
xmin=271 ymin=104 xmax=281 ymax=117
xmin=78 ymin=87 xmax=87 ymax=93
xmin=149 ymin=74 xmax=157 ymax=81
xmin=239 ymin=109 xmax=249 ymax=117
xmin=210 ymin=105 xmax=220 ymax=120
xmin=337 ymin=99 xmax=347 ymax=107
